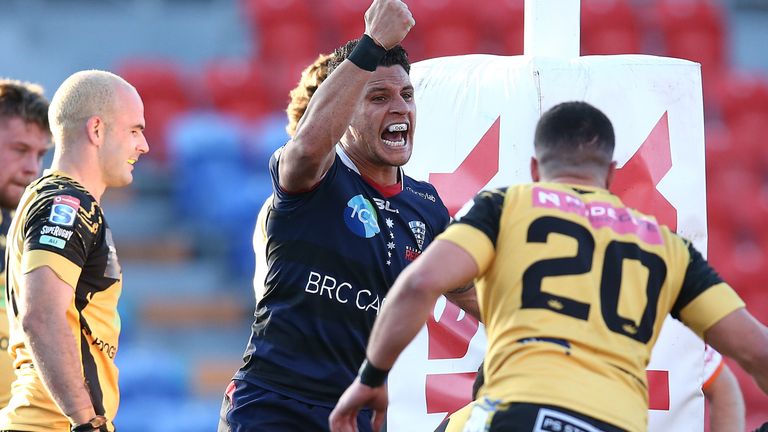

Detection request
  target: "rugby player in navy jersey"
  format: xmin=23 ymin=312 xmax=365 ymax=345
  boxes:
xmin=330 ymin=102 xmax=768 ymax=432
xmin=218 ymin=1 xmax=477 ymax=431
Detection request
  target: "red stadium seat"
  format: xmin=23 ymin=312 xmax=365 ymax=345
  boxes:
xmin=202 ymin=59 xmax=271 ymax=121
xmin=711 ymin=73 xmax=768 ymax=168
xmin=706 ymin=165 xmax=763 ymax=233
xmin=320 ymin=0 xmax=367 ymax=47
xmin=418 ymin=23 xmax=483 ymax=59
xmin=241 ymin=0 xmax=312 ymax=28
xmin=116 ymin=60 xmax=194 ymax=163
xmin=727 ymin=116 xmax=768 ymax=168
xmin=257 ymin=19 xmax=320 ymax=64
xmin=708 ymin=229 xmax=766 ymax=316
xmin=263 ymin=59 xmax=316 ymax=111
xmin=705 ymin=122 xmax=765 ymax=176
xmin=581 ymin=0 xmax=642 ymax=55
xmin=653 ymin=0 xmax=727 ymax=78
xmin=403 ymin=0 xmax=481 ymax=58
xmin=480 ymin=0 xmax=525 ymax=55
xmin=241 ymin=0 xmax=329 ymax=66
xmin=718 ymin=72 xmax=768 ymax=130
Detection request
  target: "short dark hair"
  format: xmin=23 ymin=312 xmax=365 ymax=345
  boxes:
xmin=327 ymin=39 xmax=410 ymax=75
xmin=0 ymin=79 xmax=50 ymax=132
xmin=534 ymin=101 xmax=615 ymax=172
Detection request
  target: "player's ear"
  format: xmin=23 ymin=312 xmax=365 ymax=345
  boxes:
xmin=86 ymin=116 xmax=105 ymax=147
xmin=530 ymin=157 xmax=540 ymax=182
xmin=605 ymin=161 xmax=617 ymax=189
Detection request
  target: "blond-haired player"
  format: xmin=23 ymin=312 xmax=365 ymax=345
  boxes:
xmin=1 ymin=70 xmax=148 ymax=431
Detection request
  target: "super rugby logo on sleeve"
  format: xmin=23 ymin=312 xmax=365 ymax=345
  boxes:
xmin=344 ymin=194 xmax=380 ymax=238
xmin=48 ymin=195 xmax=81 ymax=227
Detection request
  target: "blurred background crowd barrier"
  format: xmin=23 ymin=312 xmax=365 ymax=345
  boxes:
xmin=1 ymin=0 xmax=767 ymax=429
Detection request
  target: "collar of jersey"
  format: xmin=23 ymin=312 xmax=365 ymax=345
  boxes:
xmin=336 ymin=144 xmax=404 ymax=191
xmin=547 ymin=182 xmax=610 ymax=195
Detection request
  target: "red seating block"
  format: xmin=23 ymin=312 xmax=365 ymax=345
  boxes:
xmin=581 ymin=0 xmax=642 ymax=55
xmin=706 ymin=165 xmax=763 ymax=233
xmin=241 ymin=0 xmax=312 ymax=28
xmin=320 ymin=0 xmax=367 ymax=47
xmin=202 ymin=59 xmax=271 ymax=121
xmin=654 ymin=0 xmax=727 ymax=78
xmin=718 ymin=72 xmax=768 ymax=129
xmin=241 ymin=0 xmax=324 ymax=65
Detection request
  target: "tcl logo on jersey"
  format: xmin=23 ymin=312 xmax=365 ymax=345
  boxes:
xmin=48 ymin=195 xmax=80 ymax=227
xmin=344 ymin=195 xmax=380 ymax=238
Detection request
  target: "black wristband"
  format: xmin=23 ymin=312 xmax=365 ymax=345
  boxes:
xmin=358 ymin=358 xmax=389 ymax=387
xmin=348 ymin=34 xmax=387 ymax=72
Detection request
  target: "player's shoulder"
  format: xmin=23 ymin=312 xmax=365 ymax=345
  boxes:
xmin=402 ymin=175 xmax=439 ymax=197
xmin=401 ymin=175 xmax=446 ymax=207
xmin=660 ymin=228 xmax=697 ymax=251
xmin=33 ymin=173 xmax=91 ymax=199
xmin=453 ymin=187 xmax=510 ymax=222
xmin=27 ymin=173 xmax=98 ymax=224
xmin=477 ymin=187 xmax=511 ymax=206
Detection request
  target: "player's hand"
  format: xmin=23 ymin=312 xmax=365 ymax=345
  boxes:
xmin=329 ymin=378 xmax=388 ymax=432
xmin=364 ymin=0 xmax=415 ymax=50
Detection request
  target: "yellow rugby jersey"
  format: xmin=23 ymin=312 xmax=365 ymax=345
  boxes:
xmin=1 ymin=171 xmax=121 ymax=431
xmin=0 ymin=208 xmax=15 ymax=407
xmin=438 ymin=183 xmax=745 ymax=432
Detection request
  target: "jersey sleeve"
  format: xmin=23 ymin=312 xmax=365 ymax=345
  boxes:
xmin=437 ymin=188 xmax=506 ymax=276
xmin=671 ymin=241 xmax=745 ymax=337
xmin=269 ymin=146 xmax=336 ymax=212
xmin=423 ymin=183 xmax=451 ymax=238
xmin=21 ymin=190 xmax=100 ymax=289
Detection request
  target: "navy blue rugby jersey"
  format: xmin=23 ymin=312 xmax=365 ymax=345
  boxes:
xmin=235 ymin=147 xmax=450 ymax=406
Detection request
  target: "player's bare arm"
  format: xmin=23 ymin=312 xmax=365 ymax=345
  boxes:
xmin=368 ymin=240 xmax=477 ymax=369
xmin=704 ymin=308 xmax=768 ymax=394
xmin=279 ymin=0 xmax=414 ymax=193
xmin=704 ymin=364 xmax=745 ymax=432
xmin=329 ymin=240 xmax=477 ymax=431
xmin=19 ymin=266 xmax=96 ymax=425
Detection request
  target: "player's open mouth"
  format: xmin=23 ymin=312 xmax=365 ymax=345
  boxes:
xmin=127 ymin=159 xmax=136 ymax=165
xmin=382 ymin=123 xmax=408 ymax=148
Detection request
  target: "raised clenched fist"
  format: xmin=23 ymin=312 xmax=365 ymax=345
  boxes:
xmin=364 ymin=0 xmax=415 ymax=50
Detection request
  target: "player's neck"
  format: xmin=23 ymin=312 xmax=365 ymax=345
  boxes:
xmin=347 ymin=152 xmax=400 ymax=186
xmin=50 ymin=156 xmax=105 ymax=203
xmin=545 ymin=175 xmax=607 ymax=189
xmin=359 ymin=166 xmax=399 ymax=187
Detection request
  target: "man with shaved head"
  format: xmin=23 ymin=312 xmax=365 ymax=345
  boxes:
xmin=0 ymin=79 xmax=52 ymax=408
xmin=0 ymin=70 xmax=148 ymax=431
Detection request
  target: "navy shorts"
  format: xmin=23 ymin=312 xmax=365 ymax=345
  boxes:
xmin=218 ymin=379 xmax=374 ymax=432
